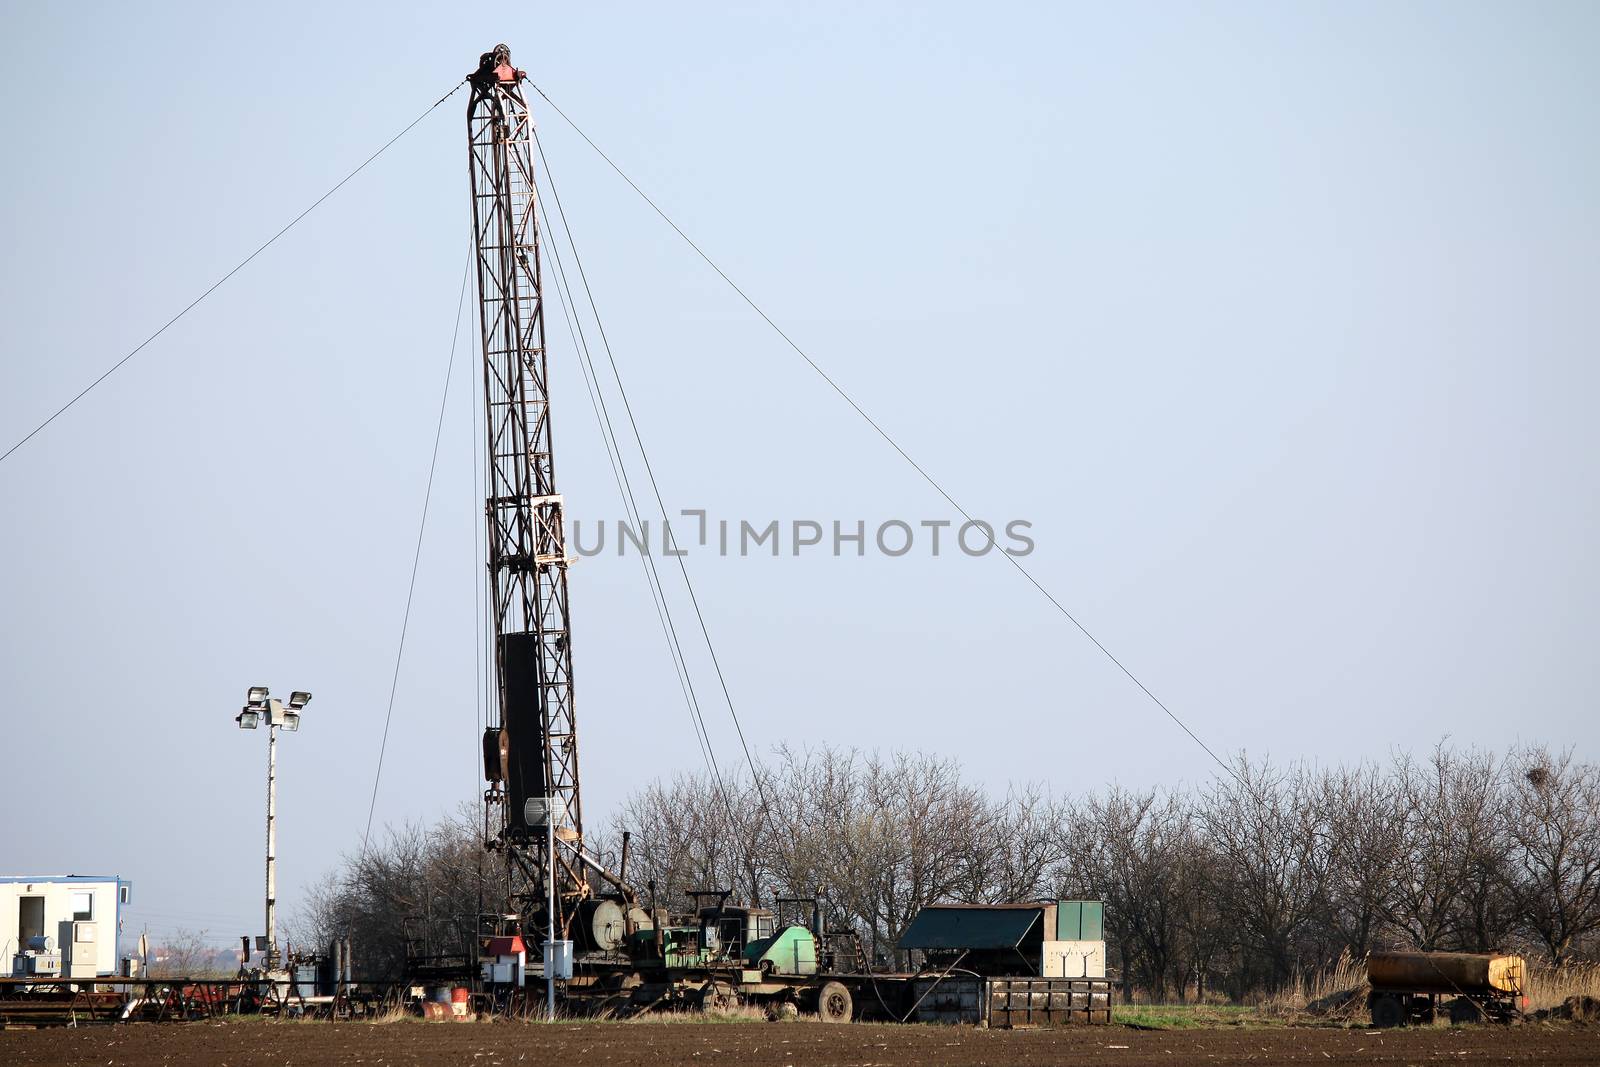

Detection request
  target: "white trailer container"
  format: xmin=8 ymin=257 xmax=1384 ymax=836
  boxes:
xmin=1 ymin=875 xmax=131 ymax=978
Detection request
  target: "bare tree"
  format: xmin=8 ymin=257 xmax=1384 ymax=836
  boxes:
xmin=1197 ymin=757 xmax=1323 ymax=990
xmin=1386 ymin=745 xmax=1508 ymax=951
xmin=975 ymin=784 xmax=1069 ymax=905
xmin=1068 ymin=788 xmax=1189 ymax=999
xmin=292 ymin=809 xmax=490 ymax=980
xmin=1500 ymin=746 xmax=1600 ymax=966
xmin=1314 ymin=763 xmax=1404 ymax=957
xmin=304 ymin=739 xmax=1600 ymax=996
xmin=149 ymin=928 xmax=220 ymax=978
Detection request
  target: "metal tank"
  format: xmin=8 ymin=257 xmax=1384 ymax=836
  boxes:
xmin=1367 ymin=951 xmax=1525 ymax=995
xmin=574 ymin=899 xmax=654 ymax=953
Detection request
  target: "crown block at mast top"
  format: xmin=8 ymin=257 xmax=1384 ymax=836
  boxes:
xmin=471 ymin=44 xmax=526 ymax=90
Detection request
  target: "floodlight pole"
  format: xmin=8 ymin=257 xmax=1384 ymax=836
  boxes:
xmin=264 ymin=718 xmax=279 ymax=971
xmin=238 ymin=687 xmax=308 ymax=975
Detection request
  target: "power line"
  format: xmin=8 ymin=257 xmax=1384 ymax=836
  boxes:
xmin=533 ymin=182 xmax=733 ymax=813
xmin=0 ymin=78 xmax=467 ymax=469
xmin=544 ymin=226 xmax=711 ymax=768
xmin=529 ymin=83 xmax=1240 ymax=787
xmin=363 ymin=249 xmax=473 ymax=852
xmin=532 ymin=131 xmax=778 ymax=829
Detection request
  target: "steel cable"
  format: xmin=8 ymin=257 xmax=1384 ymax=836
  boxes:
xmin=0 ymin=78 xmax=468 ymax=469
xmin=362 ymin=248 xmax=473 ymax=852
xmin=536 ymin=187 xmax=734 ymax=814
xmin=532 ymin=130 xmax=780 ymax=843
xmin=529 ymin=83 xmax=1241 ymax=788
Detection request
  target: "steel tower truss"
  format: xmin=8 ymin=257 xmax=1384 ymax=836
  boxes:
xmin=468 ymin=45 xmax=587 ymax=936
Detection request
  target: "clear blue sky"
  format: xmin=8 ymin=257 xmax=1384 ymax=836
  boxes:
xmin=1 ymin=1 xmax=1595 ymax=949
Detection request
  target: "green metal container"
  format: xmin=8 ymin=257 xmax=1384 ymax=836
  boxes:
xmin=1056 ymin=900 xmax=1104 ymax=941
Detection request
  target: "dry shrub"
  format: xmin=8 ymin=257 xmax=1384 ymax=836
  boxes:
xmin=1526 ymin=963 xmax=1600 ymax=1013
xmin=633 ymin=1004 xmax=772 ymax=1024
xmin=1263 ymin=952 xmax=1369 ymax=1020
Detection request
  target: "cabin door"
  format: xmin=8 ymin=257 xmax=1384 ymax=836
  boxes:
xmin=18 ymin=896 xmax=45 ymax=944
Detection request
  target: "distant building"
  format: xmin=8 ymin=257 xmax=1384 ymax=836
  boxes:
xmin=1 ymin=875 xmax=131 ymax=977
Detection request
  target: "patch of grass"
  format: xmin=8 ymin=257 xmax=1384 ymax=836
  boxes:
xmin=1113 ymin=1003 xmax=1271 ymax=1030
xmin=631 ymin=1006 xmax=773 ymax=1024
xmin=453 ymin=1003 xmax=782 ymax=1026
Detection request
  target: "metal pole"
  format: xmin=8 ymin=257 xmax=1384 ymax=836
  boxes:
xmin=266 ymin=720 xmax=278 ymax=971
xmin=546 ymin=799 xmax=554 ymax=1021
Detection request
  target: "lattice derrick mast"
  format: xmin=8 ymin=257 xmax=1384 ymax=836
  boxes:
xmin=468 ymin=45 xmax=587 ymax=935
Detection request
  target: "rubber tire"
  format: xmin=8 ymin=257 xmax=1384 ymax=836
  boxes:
xmin=697 ymin=980 xmax=736 ymax=1013
xmin=1448 ymin=998 xmax=1483 ymax=1025
xmin=817 ymin=980 xmax=853 ymax=1023
xmin=1371 ymin=994 xmax=1405 ymax=1028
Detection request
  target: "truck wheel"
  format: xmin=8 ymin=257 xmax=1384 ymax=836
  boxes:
xmin=1371 ymin=994 xmax=1405 ymax=1028
xmin=817 ymin=981 xmax=853 ymax=1023
xmin=1448 ymin=998 xmax=1483 ymax=1025
xmin=697 ymin=980 xmax=736 ymax=1013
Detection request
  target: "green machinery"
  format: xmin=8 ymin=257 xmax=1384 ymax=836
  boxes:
xmin=619 ymin=893 xmax=823 ymax=976
xmin=550 ymin=891 xmax=850 ymax=1017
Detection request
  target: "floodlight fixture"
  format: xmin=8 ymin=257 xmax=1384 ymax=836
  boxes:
xmin=237 ymin=707 xmax=261 ymax=730
xmin=524 ymin=795 xmax=564 ymax=827
xmin=247 ymin=686 xmax=270 ymax=706
xmin=288 ymin=691 xmax=311 ymax=710
xmin=282 ymin=711 xmax=301 ymax=732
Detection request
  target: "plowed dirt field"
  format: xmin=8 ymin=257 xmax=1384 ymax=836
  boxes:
xmin=2 ymin=1020 xmax=1596 ymax=1067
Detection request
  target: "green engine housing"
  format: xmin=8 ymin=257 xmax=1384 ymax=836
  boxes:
xmin=743 ymin=924 xmax=818 ymax=976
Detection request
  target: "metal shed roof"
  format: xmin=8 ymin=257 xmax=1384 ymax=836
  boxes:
xmin=898 ymin=905 xmax=1044 ymax=951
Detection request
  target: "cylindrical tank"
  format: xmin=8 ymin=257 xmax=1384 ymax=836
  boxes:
xmin=574 ymin=898 xmax=627 ymax=952
xmin=1367 ymin=952 xmax=1524 ymax=995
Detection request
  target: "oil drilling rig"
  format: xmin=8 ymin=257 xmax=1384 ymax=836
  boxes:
xmin=465 ymin=42 xmax=857 ymax=1015
xmin=468 ymin=40 xmax=611 ymax=945
xmin=461 ymin=45 xmax=1109 ymax=1025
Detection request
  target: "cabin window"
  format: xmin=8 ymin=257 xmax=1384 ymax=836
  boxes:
xmin=119 ymin=885 xmax=131 ymax=905
xmin=71 ymin=891 xmax=93 ymax=920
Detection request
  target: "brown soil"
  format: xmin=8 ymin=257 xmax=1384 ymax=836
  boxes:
xmin=2 ymin=1020 xmax=1596 ymax=1067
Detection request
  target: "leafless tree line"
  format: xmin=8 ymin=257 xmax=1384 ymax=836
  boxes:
xmin=297 ymin=742 xmax=1600 ymax=997
xmin=291 ymin=807 xmax=488 ymax=980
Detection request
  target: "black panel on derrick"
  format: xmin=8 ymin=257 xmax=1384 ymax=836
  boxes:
xmin=501 ymin=630 xmax=547 ymax=841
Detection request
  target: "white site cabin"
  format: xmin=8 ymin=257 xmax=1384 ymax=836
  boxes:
xmin=1 ymin=875 xmax=131 ymax=977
